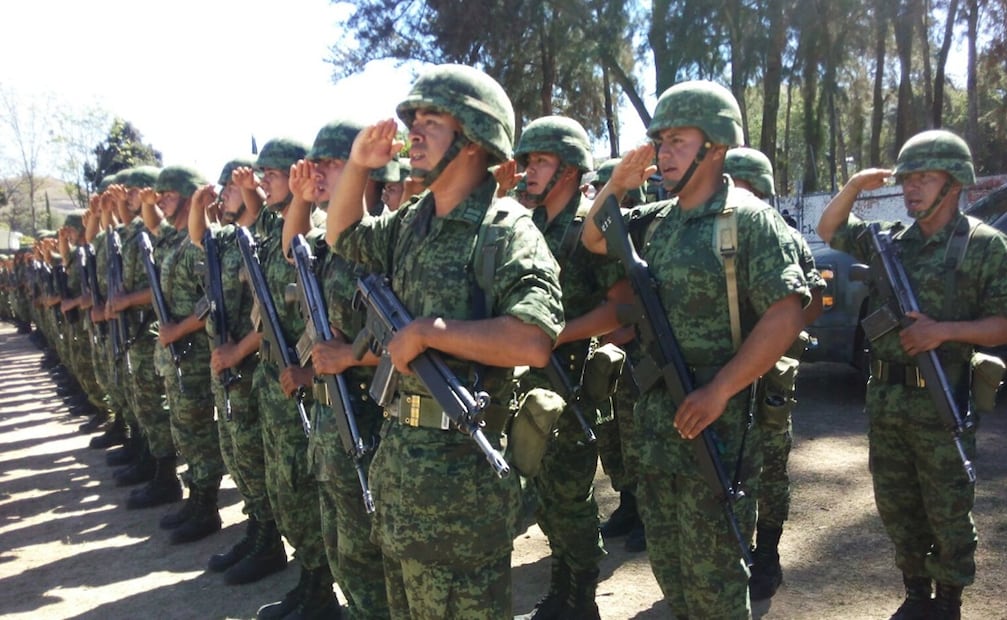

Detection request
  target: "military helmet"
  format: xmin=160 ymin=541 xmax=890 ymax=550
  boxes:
xmin=63 ymin=211 xmax=86 ymax=232
xmin=97 ymin=173 xmax=120 ymax=193
xmin=307 ymin=118 xmax=365 ymax=162
xmin=514 ymin=116 xmax=593 ymax=172
xmin=370 ymin=158 xmax=402 ymax=183
xmin=396 ymin=64 xmax=515 ymax=164
xmin=120 ymin=165 xmax=161 ymax=189
xmin=648 ymin=80 xmax=744 ymax=147
xmin=724 ymin=147 xmax=776 ymax=197
xmin=255 ymin=138 xmax=308 ymax=172
xmin=155 ymin=166 xmax=207 ymax=198
xmin=893 ymin=129 xmax=975 ymax=186
xmin=217 ymin=157 xmax=255 ymax=186
xmin=593 ymin=158 xmax=620 ymax=185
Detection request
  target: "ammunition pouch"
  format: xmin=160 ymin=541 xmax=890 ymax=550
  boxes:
xmin=757 ymin=355 xmax=801 ymax=431
xmin=385 ymin=393 xmax=511 ymax=436
xmin=508 ymin=387 xmax=565 ymax=477
xmin=581 ymin=343 xmax=626 ymax=404
xmin=971 ymin=352 xmax=1005 ymax=413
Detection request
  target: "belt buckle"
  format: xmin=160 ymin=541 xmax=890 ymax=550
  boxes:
xmin=909 ymin=367 xmax=926 ymax=388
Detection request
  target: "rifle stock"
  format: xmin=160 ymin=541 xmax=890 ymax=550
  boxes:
xmin=202 ymin=229 xmax=240 ymax=418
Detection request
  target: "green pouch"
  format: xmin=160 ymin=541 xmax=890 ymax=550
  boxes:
xmin=756 ymin=355 xmax=800 ymax=430
xmin=971 ymin=352 xmax=1006 ymax=413
xmin=582 ymin=343 xmax=627 ymax=403
xmin=509 ymin=388 xmax=564 ymax=477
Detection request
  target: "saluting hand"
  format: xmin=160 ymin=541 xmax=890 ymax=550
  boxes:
xmin=289 ymin=159 xmax=320 ymax=203
xmin=351 ymin=119 xmax=404 ymax=169
xmin=493 ymin=159 xmax=522 ymax=198
xmin=611 ymin=144 xmax=657 ymax=191
xmin=232 ymin=166 xmax=258 ymax=191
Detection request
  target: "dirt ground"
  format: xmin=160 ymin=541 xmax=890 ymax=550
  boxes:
xmin=1 ymin=320 xmax=1005 ymax=620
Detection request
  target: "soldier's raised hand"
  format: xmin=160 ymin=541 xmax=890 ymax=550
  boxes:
xmin=232 ymin=166 xmax=258 ymax=191
xmin=289 ymin=159 xmax=320 ymax=203
xmin=351 ymin=119 xmax=404 ymax=169
xmin=610 ymin=144 xmax=657 ymax=191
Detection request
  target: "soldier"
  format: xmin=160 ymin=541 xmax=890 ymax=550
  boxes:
xmin=724 ymin=146 xmax=825 ymax=600
xmin=282 ymin=117 xmax=391 ymax=619
xmin=189 ymin=159 xmax=288 ymax=584
xmin=508 ymin=115 xmax=628 ymax=620
xmin=326 ymin=64 xmax=565 ymax=619
xmin=581 ymin=80 xmax=810 ymax=619
xmin=817 ymin=129 xmax=1007 ymax=620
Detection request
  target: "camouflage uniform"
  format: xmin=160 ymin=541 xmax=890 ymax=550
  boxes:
xmin=827 ymin=131 xmax=1007 ymax=596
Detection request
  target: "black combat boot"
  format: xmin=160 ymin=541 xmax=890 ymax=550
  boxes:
xmin=114 ymin=442 xmax=156 ymax=487
xmin=89 ymin=415 xmax=127 ymax=449
xmin=749 ymin=525 xmax=784 ymax=601
xmin=284 ymin=566 xmax=341 ymax=620
xmin=889 ymin=574 xmax=933 ymax=620
xmin=78 ymin=409 xmax=109 ymax=434
xmin=515 ymin=555 xmax=571 ymax=620
xmin=208 ymin=517 xmax=259 ymax=573
xmin=932 ymin=583 xmax=962 ymax=620
xmin=169 ymin=485 xmax=222 ymax=544
xmin=226 ymin=519 xmax=288 ymax=585
xmin=106 ymin=424 xmax=140 ymax=466
xmin=257 ymin=565 xmax=311 ymax=620
xmin=160 ymin=482 xmax=200 ymax=530
xmin=556 ymin=567 xmax=601 ymax=620
xmin=600 ymin=490 xmax=641 ymax=538
xmin=126 ymin=456 xmax=182 ymax=509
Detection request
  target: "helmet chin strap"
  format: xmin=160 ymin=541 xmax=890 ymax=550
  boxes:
xmin=268 ymin=193 xmax=292 ymax=213
xmin=413 ymin=132 xmax=470 ymax=188
xmin=221 ymin=203 xmax=245 ymax=225
xmin=526 ymin=164 xmax=567 ymax=203
xmin=909 ymin=179 xmax=952 ymax=221
xmin=661 ymin=141 xmax=711 ymax=196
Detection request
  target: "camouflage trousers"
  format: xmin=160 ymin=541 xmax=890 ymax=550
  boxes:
xmin=754 ymin=394 xmax=794 ymax=529
xmin=867 ymin=383 xmax=978 ymax=587
xmin=70 ymin=323 xmax=105 ymax=409
xmin=163 ymin=339 xmax=222 ymax=489
xmin=370 ymin=420 xmax=519 ymax=619
xmin=213 ymin=357 xmax=271 ymax=521
xmin=634 ymin=388 xmax=758 ymax=620
xmin=596 ymin=371 xmax=639 ymax=494
xmin=530 ymin=405 xmax=605 ymax=573
xmin=129 ymin=335 xmax=173 ymax=458
xmin=252 ymin=361 xmax=326 ymax=572
xmin=311 ymin=382 xmax=389 ymax=619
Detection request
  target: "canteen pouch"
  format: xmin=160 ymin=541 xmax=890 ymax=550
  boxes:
xmin=582 ymin=343 xmax=627 ymax=403
xmin=971 ymin=352 xmax=1005 ymax=413
xmin=509 ymin=388 xmax=564 ymax=477
xmin=757 ymin=355 xmax=801 ymax=430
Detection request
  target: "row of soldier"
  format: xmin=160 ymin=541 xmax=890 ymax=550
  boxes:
xmin=2 ymin=62 xmax=1004 ymax=620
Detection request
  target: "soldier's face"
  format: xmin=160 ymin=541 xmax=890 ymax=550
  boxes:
xmin=259 ymin=168 xmax=291 ymax=204
xmin=655 ymin=127 xmax=706 ymax=185
xmin=158 ymin=191 xmax=182 ymax=219
xmin=381 ymin=181 xmax=405 ymax=211
xmin=314 ymin=159 xmax=346 ymax=202
xmin=408 ymin=109 xmax=461 ymax=177
xmin=126 ymin=187 xmax=143 ymax=214
xmin=900 ymin=170 xmax=952 ymax=218
xmin=221 ymin=183 xmax=244 ymax=214
xmin=522 ymin=152 xmax=561 ymax=196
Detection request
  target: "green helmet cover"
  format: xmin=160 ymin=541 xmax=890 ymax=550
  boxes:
xmin=307 ymin=119 xmax=365 ymax=162
xmin=255 ymin=138 xmax=308 ymax=171
xmin=514 ymin=116 xmax=593 ymax=172
xmin=397 ymin=64 xmax=515 ymax=164
xmin=155 ymin=166 xmax=207 ymax=198
xmin=120 ymin=165 xmax=161 ymax=189
xmin=648 ymin=80 xmax=744 ymax=147
xmin=63 ymin=211 xmax=86 ymax=232
xmin=97 ymin=173 xmax=120 ymax=192
xmin=370 ymin=158 xmax=401 ymax=183
xmin=724 ymin=147 xmax=775 ymax=197
xmin=217 ymin=157 xmax=255 ymax=186
xmin=894 ymin=129 xmax=975 ymax=186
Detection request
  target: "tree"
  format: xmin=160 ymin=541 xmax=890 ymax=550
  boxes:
xmin=52 ymin=103 xmax=111 ymax=211
xmin=84 ymin=118 xmax=162 ymax=190
xmin=0 ymin=85 xmax=52 ymax=236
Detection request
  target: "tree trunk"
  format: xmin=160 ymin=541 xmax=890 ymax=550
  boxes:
xmin=870 ymin=1 xmax=888 ymax=166
xmin=762 ymin=0 xmax=787 ymax=175
xmin=918 ymin=0 xmax=934 ymax=126
xmin=932 ymin=0 xmax=960 ymax=127
xmin=966 ymin=0 xmax=979 ymax=146
xmin=602 ymin=68 xmax=619 ymax=158
xmin=649 ymin=0 xmax=674 ymax=94
xmin=894 ymin=0 xmax=916 ymax=151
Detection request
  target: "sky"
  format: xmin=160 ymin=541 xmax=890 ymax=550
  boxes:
xmin=0 ymin=0 xmax=652 ymax=186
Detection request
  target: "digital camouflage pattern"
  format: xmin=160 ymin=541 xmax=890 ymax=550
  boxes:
xmin=155 ymin=166 xmax=206 ymax=199
xmin=396 ymin=64 xmax=515 ymax=164
xmin=331 ymin=174 xmax=564 ymax=616
xmin=893 ymin=129 xmax=976 ymax=186
xmin=514 ymin=116 xmax=593 ymax=172
xmin=647 ymin=80 xmax=744 ymax=147
xmin=250 ymin=207 xmax=326 ymax=573
xmin=830 ymin=210 xmax=1007 ymax=586
xmin=725 ymin=147 xmax=776 ymax=198
xmin=254 ymin=138 xmax=308 ymax=172
xmin=306 ymin=119 xmax=365 ymax=162
xmin=158 ymin=235 xmax=221 ymax=489
xmin=120 ymin=165 xmax=161 ymax=189
xmin=625 ymin=180 xmax=809 ymax=619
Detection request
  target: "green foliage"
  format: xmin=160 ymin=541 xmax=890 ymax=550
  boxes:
xmin=83 ymin=118 xmax=162 ymax=192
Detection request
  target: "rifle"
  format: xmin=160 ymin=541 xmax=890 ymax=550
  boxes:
xmin=139 ymin=231 xmax=185 ymax=388
xmin=202 ymin=229 xmax=240 ymax=418
xmin=351 ymin=273 xmax=511 ymax=478
xmin=84 ymin=245 xmax=107 ymax=336
xmin=542 ymin=352 xmax=597 ymax=443
xmin=107 ymin=229 xmax=131 ymax=369
xmin=236 ymin=226 xmax=311 ymax=436
xmin=593 ymin=195 xmax=752 ymax=566
xmin=860 ymin=223 xmax=976 ymax=482
xmin=54 ymin=260 xmax=79 ymax=323
xmin=290 ymin=234 xmax=375 ymax=513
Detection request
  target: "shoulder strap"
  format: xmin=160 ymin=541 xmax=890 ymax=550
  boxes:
xmin=471 ymin=197 xmax=521 ymax=318
xmin=716 ymin=190 xmax=742 ymax=351
xmin=942 ymin=215 xmax=980 ymax=319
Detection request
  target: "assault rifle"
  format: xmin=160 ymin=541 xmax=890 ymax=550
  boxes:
xmin=290 ymin=234 xmax=374 ymax=513
xmin=202 ymin=229 xmax=240 ymax=418
xmin=83 ymin=245 xmax=106 ymax=336
xmin=593 ymin=196 xmax=752 ymax=566
xmin=351 ymin=273 xmax=511 ymax=478
xmin=54 ymin=260 xmax=79 ymax=322
xmin=107 ymin=229 xmax=131 ymax=369
xmin=542 ymin=352 xmax=597 ymax=443
xmin=861 ymin=223 xmax=976 ymax=482
xmin=139 ymin=231 xmax=184 ymax=387
xmin=236 ymin=226 xmax=311 ymax=436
